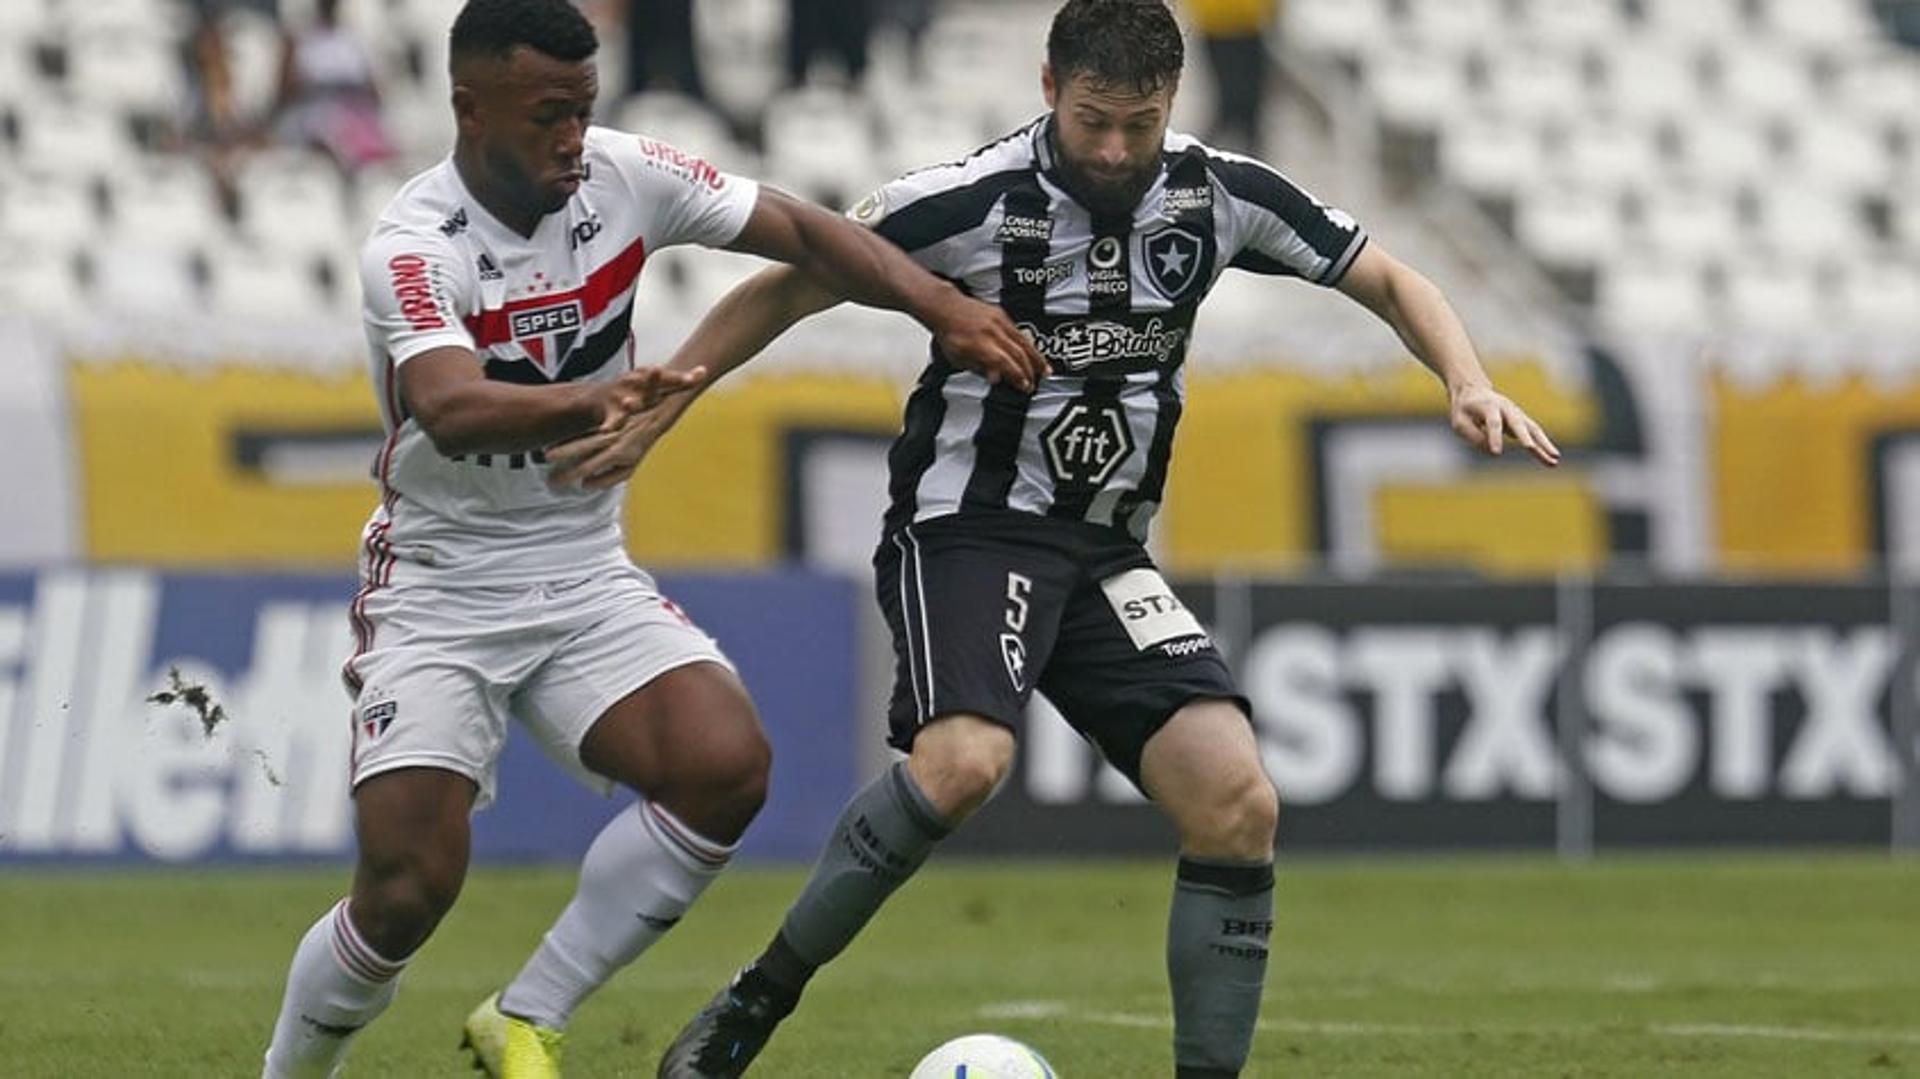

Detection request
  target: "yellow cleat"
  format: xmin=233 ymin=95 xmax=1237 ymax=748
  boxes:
xmin=461 ymin=991 xmax=565 ymax=1078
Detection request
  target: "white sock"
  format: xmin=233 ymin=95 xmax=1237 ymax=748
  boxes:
xmin=261 ymin=899 xmax=407 ymax=1078
xmin=499 ymin=801 xmax=734 ymax=1028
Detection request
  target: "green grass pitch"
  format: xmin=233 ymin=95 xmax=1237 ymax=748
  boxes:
xmin=3 ymin=854 xmax=1916 ymax=1077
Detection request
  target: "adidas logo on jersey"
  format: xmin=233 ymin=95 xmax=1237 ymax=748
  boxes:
xmin=476 ymin=253 xmax=503 ymax=281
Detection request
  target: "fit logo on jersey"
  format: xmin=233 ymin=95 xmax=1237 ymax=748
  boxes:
xmin=636 ymin=137 xmax=726 ymax=190
xmin=1043 ymin=402 xmax=1134 ymax=486
xmin=387 ymin=254 xmax=446 ymax=331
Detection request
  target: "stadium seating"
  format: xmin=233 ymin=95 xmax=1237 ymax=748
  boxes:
xmin=1287 ymin=0 xmax=1920 ymax=339
xmin=0 ymin=0 xmax=1911 ymax=339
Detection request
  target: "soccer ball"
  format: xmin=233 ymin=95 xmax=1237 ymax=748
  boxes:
xmin=908 ymin=1033 xmax=1057 ymax=1078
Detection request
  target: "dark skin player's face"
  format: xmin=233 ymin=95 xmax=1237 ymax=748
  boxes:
xmin=1043 ymin=66 xmax=1175 ymax=218
xmin=452 ymin=46 xmax=597 ymax=234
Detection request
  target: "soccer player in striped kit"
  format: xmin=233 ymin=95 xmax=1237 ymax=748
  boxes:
xmin=561 ymin=1 xmax=1560 ymax=1075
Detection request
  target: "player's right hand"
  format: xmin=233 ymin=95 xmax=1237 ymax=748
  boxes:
xmin=927 ymin=294 xmax=1048 ymax=393
xmin=595 ymin=365 xmax=708 ymax=431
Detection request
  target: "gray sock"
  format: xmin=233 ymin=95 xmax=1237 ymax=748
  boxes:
xmin=1168 ymin=857 xmax=1274 ymax=1076
xmin=765 ymin=762 xmax=952 ymax=988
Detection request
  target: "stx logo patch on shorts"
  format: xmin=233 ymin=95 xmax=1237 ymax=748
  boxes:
xmin=1100 ymin=568 xmax=1208 ymax=652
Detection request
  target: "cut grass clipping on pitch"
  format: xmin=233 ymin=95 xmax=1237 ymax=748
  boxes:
xmin=3 ymin=855 xmax=1915 ymax=1077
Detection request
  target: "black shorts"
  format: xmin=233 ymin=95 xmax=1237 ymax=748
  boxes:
xmin=873 ymin=510 xmax=1248 ymax=787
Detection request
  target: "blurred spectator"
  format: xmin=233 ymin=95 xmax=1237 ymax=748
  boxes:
xmin=1184 ymin=0 xmax=1277 ymax=154
xmin=621 ymin=0 xmax=709 ymax=101
xmin=1873 ymin=0 xmax=1920 ymax=47
xmin=178 ymin=0 xmax=282 ymax=209
xmin=269 ymin=0 xmax=394 ymax=173
xmin=788 ymin=0 xmax=874 ymax=87
xmin=880 ymin=0 xmax=938 ymax=81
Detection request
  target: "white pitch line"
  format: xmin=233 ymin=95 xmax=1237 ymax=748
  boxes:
xmin=1653 ymin=1023 xmax=1920 ymax=1046
xmin=980 ymin=1002 xmax=1920 ymax=1046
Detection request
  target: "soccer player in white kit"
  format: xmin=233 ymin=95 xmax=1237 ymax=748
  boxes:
xmin=258 ymin=1 xmax=1044 ymax=1076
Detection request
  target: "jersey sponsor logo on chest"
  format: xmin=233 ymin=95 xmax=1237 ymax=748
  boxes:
xmin=1086 ymin=235 xmax=1129 ymax=297
xmin=1042 ymin=401 xmax=1135 ymax=486
xmin=995 ymin=214 xmax=1053 ymax=243
xmin=1010 ymin=259 xmax=1075 ymax=287
xmin=1017 ymin=316 xmax=1186 ymax=371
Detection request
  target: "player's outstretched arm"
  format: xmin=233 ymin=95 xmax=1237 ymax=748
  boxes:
xmin=726 ymin=186 xmax=1046 ymax=392
xmin=547 ymin=263 xmax=832 ymax=488
xmin=1335 ymin=243 xmax=1561 ymax=466
xmin=399 ymin=346 xmax=705 ymax=457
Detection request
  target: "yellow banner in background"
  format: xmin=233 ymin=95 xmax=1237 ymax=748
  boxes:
xmin=69 ymin=359 xmax=904 ymax=567
xmin=1164 ymin=359 xmax=1599 ymax=574
xmin=72 ymin=360 xmax=379 ymax=565
xmin=1712 ymin=373 xmax=1920 ymax=576
xmin=70 ymin=353 xmax=1915 ymax=577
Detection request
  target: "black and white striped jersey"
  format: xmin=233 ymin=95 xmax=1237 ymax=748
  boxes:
xmin=856 ymin=115 xmax=1368 ymax=542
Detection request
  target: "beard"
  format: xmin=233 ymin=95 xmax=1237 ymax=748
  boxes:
xmin=1054 ymin=154 xmax=1158 ymax=219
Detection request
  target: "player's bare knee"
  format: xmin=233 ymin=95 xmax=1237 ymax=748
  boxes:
xmin=351 ymin=861 xmax=462 ymax=957
xmin=911 ymin=720 xmax=1014 ymax=818
xmin=1181 ymin=772 xmax=1278 ymax=860
xmin=711 ymin=724 xmax=772 ymax=819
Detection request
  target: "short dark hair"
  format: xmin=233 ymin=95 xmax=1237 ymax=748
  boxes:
xmin=1047 ymin=0 xmax=1184 ymax=96
xmin=449 ymin=0 xmax=598 ymax=65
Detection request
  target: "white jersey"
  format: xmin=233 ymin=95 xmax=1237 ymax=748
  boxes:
xmin=357 ymin=126 xmax=759 ymax=588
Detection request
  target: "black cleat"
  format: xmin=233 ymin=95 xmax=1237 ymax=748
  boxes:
xmin=656 ymin=966 xmax=796 ymax=1078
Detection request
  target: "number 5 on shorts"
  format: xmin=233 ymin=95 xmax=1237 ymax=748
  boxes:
xmin=1004 ymin=572 xmax=1032 ymax=633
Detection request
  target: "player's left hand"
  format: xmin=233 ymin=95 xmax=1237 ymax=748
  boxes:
xmin=598 ymin=365 xmax=709 ymax=432
xmin=1449 ymin=383 xmax=1561 ymax=467
xmin=546 ymin=407 xmax=677 ymax=489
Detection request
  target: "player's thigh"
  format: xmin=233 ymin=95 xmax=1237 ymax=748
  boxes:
xmin=873 ymin=522 xmax=1073 ymax=754
xmin=1137 ymin=698 xmax=1275 ymax=854
xmin=515 ymin=566 xmax=762 ymax=797
xmin=1039 ymin=562 xmax=1250 ymax=792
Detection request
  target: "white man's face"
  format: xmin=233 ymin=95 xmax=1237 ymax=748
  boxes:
xmin=1044 ymin=66 xmax=1174 ymax=217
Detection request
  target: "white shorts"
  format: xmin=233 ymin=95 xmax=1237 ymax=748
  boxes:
xmin=343 ymin=564 xmax=732 ymax=809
